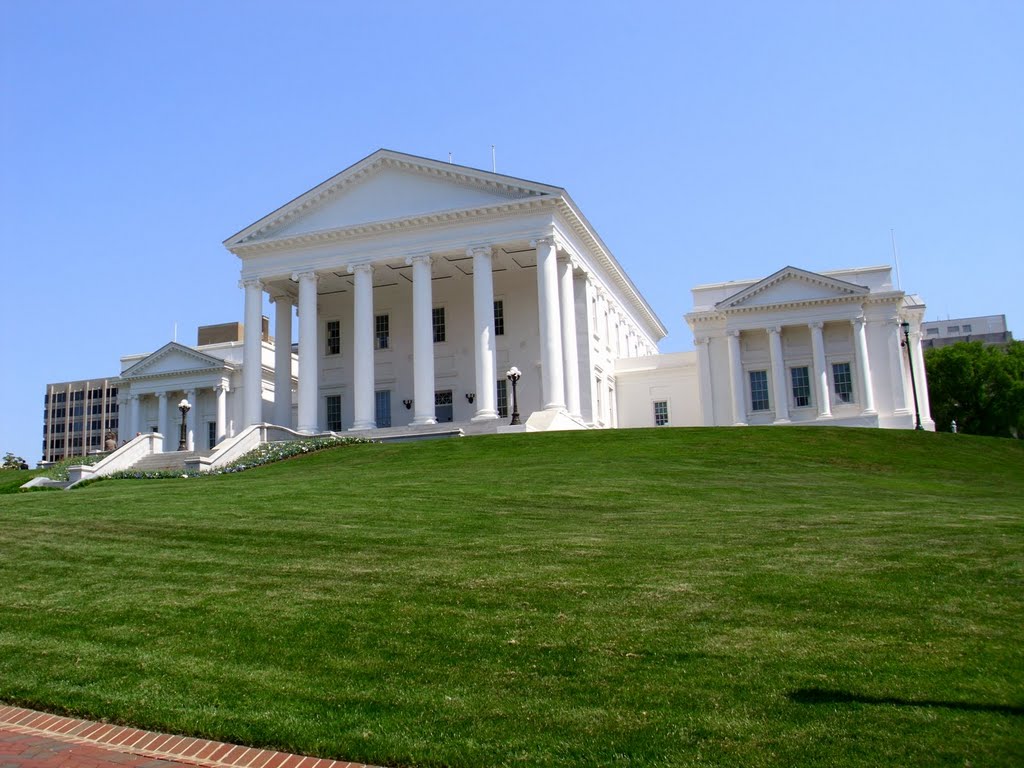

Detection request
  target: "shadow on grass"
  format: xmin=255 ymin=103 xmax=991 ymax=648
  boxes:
xmin=788 ymin=688 xmax=1024 ymax=716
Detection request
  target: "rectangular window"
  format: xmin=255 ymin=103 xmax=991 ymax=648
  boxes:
xmin=653 ymin=400 xmax=669 ymax=426
xmin=962 ymin=323 xmax=972 ymax=333
xmin=832 ymin=362 xmax=854 ymax=404
xmin=435 ymin=390 xmax=453 ymax=422
xmin=375 ymin=390 xmax=391 ymax=428
xmin=494 ymin=300 xmax=505 ymax=336
xmin=325 ymin=320 xmax=340 ymax=355
xmin=947 ymin=326 xmax=960 ymax=334
xmin=432 ymin=307 xmax=446 ymax=343
xmin=374 ymin=314 xmax=390 ymax=350
xmin=208 ymin=421 xmax=217 ymax=449
xmin=750 ymin=370 xmax=770 ymax=412
xmin=496 ymin=379 xmax=508 ymax=418
xmin=791 ymin=366 xmax=811 ymax=408
xmin=326 ymin=395 xmax=342 ymax=431
xmin=926 ymin=327 xmax=939 ymax=336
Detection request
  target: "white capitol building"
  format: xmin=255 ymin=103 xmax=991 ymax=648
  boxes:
xmin=44 ymin=149 xmax=934 ymax=468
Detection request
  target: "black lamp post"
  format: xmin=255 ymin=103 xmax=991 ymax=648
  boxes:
xmin=178 ymin=398 xmax=191 ymax=450
xmin=506 ymin=366 xmax=522 ymax=425
xmin=900 ymin=322 xmax=924 ymax=430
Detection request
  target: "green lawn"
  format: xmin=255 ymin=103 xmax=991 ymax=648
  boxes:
xmin=0 ymin=427 xmax=1021 ymax=767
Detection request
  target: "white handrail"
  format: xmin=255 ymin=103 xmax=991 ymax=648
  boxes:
xmin=66 ymin=432 xmax=164 ymax=484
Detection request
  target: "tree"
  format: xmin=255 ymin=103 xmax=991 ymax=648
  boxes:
xmin=925 ymin=340 xmax=1024 ymax=438
xmin=2 ymin=452 xmax=28 ymax=470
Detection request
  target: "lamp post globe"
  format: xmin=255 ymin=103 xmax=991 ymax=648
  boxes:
xmin=506 ymin=366 xmax=522 ymax=426
xmin=178 ymin=398 xmax=191 ymax=451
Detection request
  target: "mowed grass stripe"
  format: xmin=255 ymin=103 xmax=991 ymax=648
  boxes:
xmin=0 ymin=427 xmax=1022 ymax=767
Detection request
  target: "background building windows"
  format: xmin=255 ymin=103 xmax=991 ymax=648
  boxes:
xmin=496 ymin=379 xmax=508 ymax=418
xmin=374 ymin=314 xmax=390 ymax=350
xmin=375 ymin=390 xmax=391 ymax=427
xmin=790 ymin=366 xmax=811 ymax=407
xmin=432 ymin=307 xmax=446 ymax=343
xmin=325 ymin=320 xmax=341 ymax=355
xmin=493 ymin=300 xmax=504 ymax=336
xmin=832 ymin=362 xmax=854 ymax=403
xmin=749 ymin=370 xmax=770 ymax=412
xmin=653 ymin=400 xmax=669 ymax=426
xmin=326 ymin=395 xmax=342 ymax=431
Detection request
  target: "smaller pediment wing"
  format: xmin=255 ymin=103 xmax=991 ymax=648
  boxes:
xmin=716 ymin=266 xmax=870 ymax=310
xmin=121 ymin=343 xmax=229 ymax=379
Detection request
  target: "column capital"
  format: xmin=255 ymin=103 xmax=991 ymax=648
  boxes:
xmin=695 ymin=335 xmax=710 ymax=346
xmin=727 ymin=329 xmax=742 ymax=338
xmin=239 ymin=277 xmax=264 ymax=290
xmin=215 ymin=383 xmax=229 ymax=395
xmin=405 ymin=253 xmax=433 ymax=267
xmin=157 ymin=392 xmax=167 ymax=401
xmin=291 ymin=270 xmax=318 ymax=283
xmin=348 ymin=263 xmax=374 ymax=276
xmin=852 ymin=315 xmax=867 ymax=328
xmin=530 ymin=235 xmax=557 ymax=249
xmin=809 ymin=321 xmax=824 ymax=330
xmin=767 ymin=325 xmax=782 ymax=336
xmin=269 ymin=292 xmax=293 ymax=305
xmin=466 ymin=244 xmax=493 ymax=259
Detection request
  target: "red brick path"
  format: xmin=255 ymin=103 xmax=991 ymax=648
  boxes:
xmin=0 ymin=706 xmax=379 ymax=768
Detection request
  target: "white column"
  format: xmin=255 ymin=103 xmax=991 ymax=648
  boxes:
xmin=911 ymin=329 xmax=932 ymax=424
xmin=534 ymin=236 xmax=565 ymax=410
xmin=727 ymin=330 xmax=747 ymax=426
xmin=129 ymin=395 xmax=140 ymax=438
xmin=185 ymin=388 xmax=196 ymax=451
xmin=810 ymin=322 xmax=832 ymax=419
xmin=767 ymin=326 xmax=790 ymax=423
xmin=885 ymin=319 xmax=908 ymax=414
xmin=469 ymin=246 xmax=498 ymax=421
xmin=241 ymin=277 xmax=264 ymax=428
xmin=350 ymin=263 xmax=375 ymax=430
xmin=215 ymin=384 xmax=228 ymax=444
xmin=853 ymin=317 xmax=877 ymax=415
xmin=156 ymin=392 xmax=168 ymax=451
xmin=294 ymin=271 xmax=319 ymax=433
xmin=407 ymin=254 xmax=436 ymax=426
xmin=272 ymin=294 xmax=293 ymax=428
xmin=695 ymin=336 xmax=714 ymax=426
xmin=558 ymin=255 xmax=581 ymax=418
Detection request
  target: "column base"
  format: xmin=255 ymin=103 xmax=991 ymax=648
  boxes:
xmin=411 ymin=415 xmax=437 ymax=426
xmin=773 ymin=418 xmax=791 ymax=425
xmin=471 ymin=411 xmax=499 ymax=422
xmin=732 ymin=422 xmax=748 ymax=427
xmin=542 ymin=401 xmax=567 ymax=411
xmin=298 ymin=425 xmax=319 ymax=435
xmin=860 ymin=409 xmax=878 ymax=417
xmin=349 ymin=422 xmax=376 ymax=431
xmin=815 ymin=413 xmax=834 ymax=421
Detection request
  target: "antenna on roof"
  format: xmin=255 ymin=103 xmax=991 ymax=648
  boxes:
xmin=491 ymin=144 xmax=496 ymax=173
xmin=890 ymin=229 xmax=902 ymax=291
xmin=173 ymin=322 xmax=177 ymax=342
xmin=448 ymin=152 xmax=453 ymax=164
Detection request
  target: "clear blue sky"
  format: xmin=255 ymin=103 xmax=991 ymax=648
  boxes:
xmin=2 ymin=1 xmax=1021 ymax=463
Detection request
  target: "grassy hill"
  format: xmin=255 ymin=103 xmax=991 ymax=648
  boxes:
xmin=0 ymin=427 xmax=1021 ymax=767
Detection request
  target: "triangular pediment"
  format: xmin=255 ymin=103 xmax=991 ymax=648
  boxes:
xmin=226 ymin=149 xmax=562 ymax=247
xmin=121 ymin=343 xmax=230 ymax=380
xmin=716 ymin=266 xmax=870 ymax=310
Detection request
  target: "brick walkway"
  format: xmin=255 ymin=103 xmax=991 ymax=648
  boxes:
xmin=0 ymin=706 xmax=378 ymax=768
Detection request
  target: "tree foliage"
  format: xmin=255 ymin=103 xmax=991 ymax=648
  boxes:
xmin=925 ymin=340 xmax=1024 ymax=438
xmin=2 ymin=452 xmax=28 ymax=470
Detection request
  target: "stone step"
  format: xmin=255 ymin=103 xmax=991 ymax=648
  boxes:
xmin=130 ymin=451 xmax=199 ymax=472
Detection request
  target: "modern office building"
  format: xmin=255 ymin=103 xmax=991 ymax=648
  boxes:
xmin=921 ymin=314 xmax=1013 ymax=349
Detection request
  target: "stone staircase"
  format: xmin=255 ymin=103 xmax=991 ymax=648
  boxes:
xmin=130 ymin=450 xmax=204 ymax=473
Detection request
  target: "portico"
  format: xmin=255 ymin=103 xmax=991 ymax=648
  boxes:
xmin=225 ymin=150 xmax=665 ymax=434
xmin=686 ymin=265 xmax=934 ymax=430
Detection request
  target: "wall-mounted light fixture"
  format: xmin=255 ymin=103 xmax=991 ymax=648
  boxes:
xmin=466 ymin=393 xmax=475 ymax=403
xmin=403 ymin=399 xmax=413 ymax=410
